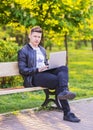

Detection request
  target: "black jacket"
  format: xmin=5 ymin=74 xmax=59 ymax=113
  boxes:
xmin=18 ymin=43 xmax=48 ymax=87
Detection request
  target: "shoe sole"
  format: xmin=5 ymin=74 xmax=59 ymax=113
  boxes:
xmin=57 ymin=93 xmax=76 ymax=100
xmin=63 ymin=118 xmax=80 ymax=122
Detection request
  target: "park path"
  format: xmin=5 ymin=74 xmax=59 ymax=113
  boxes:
xmin=0 ymin=98 xmax=93 ymax=130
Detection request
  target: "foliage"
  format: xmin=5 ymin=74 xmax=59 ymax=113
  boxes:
xmin=0 ymin=0 xmax=93 ymax=32
xmin=0 ymin=39 xmax=21 ymax=62
xmin=0 ymin=39 xmax=22 ymax=88
xmin=0 ymin=0 xmax=93 ymax=51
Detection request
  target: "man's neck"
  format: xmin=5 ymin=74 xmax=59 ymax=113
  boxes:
xmin=29 ymin=42 xmax=38 ymax=48
xmin=29 ymin=43 xmax=39 ymax=50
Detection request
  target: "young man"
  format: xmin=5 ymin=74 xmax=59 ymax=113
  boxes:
xmin=18 ymin=26 xmax=80 ymax=122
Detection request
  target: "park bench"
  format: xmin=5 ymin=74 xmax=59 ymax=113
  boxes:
xmin=0 ymin=62 xmax=61 ymax=109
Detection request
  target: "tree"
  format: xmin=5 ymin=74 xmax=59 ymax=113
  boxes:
xmin=0 ymin=0 xmax=93 ymax=52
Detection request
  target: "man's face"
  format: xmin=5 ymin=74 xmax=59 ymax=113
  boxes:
xmin=29 ymin=32 xmax=42 ymax=47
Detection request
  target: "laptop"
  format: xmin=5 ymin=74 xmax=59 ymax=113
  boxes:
xmin=44 ymin=51 xmax=66 ymax=71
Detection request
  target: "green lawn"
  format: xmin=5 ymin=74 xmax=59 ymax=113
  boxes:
xmin=0 ymin=47 xmax=93 ymax=114
xmin=68 ymin=49 xmax=93 ymax=99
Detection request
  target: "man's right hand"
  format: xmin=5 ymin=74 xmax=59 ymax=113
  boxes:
xmin=38 ymin=65 xmax=49 ymax=72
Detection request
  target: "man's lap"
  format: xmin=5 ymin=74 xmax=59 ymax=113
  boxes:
xmin=32 ymin=72 xmax=59 ymax=89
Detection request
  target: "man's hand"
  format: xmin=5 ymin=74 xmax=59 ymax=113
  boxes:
xmin=38 ymin=65 xmax=49 ymax=72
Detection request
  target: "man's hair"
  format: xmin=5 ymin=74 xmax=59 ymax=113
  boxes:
xmin=30 ymin=26 xmax=44 ymax=46
xmin=31 ymin=26 xmax=43 ymax=34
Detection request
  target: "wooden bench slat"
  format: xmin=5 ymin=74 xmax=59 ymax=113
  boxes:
xmin=0 ymin=87 xmax=46 ymax=96
xmin=0 ymin=62 xmax=19 ymax=77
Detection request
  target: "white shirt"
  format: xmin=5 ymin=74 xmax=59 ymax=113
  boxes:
xmin=34 ymin=47 xmax=45 ymax=68
xmin=29 ymin=43 xmax=46 ymax=68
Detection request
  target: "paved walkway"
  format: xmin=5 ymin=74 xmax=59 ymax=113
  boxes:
xmin=0 ymin=98 xmax=93 ymax=130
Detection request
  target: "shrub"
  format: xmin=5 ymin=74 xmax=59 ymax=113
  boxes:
xmin=0 ymin=40 xmax=22 ymax=88
xmin=0 ymin=39 xmax=21 ymax=62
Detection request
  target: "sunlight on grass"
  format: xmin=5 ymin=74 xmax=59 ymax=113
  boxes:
xmin=83 ymin=70 xmax=93 ymax=74
xmin=70 ymin=87 xmax=93 ymax=99
xmin=68 ymin=48 xmax=93 ymax=100
xmin=72 ymin=61 xmax=92 ymax=65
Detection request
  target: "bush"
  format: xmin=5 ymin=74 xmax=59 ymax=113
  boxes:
xmin=0 ymin=40 xmax=22 ymax=88
xmin=0 ymin=39 xmax=21 ymax=62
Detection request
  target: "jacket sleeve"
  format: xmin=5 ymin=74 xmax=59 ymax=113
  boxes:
xmin=18 ymin=50 xmax=38 ymax=76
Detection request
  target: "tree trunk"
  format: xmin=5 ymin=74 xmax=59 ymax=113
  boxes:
xmin=24 ymin=30 xmax=29 ymax=44
xmin=83 ymin=40 xmax=87 ymax=47
xmin=64 ymin=32 xmax=68 ymax=65
xmin=75 ymin=41 xmax=81 ymax=49
xmin=91 ymin=39 xmax=93 ymax=51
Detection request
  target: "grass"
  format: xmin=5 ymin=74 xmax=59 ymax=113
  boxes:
xmin=0 ymin=45 xmax=93 ymax=114
xmin=68 ymin=48 xmax=93 ymax=99
xmin=0 ymin=91 xmax=45 ymax=114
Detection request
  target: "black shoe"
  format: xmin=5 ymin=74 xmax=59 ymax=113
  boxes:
xmin=57 ymin=90 xmax=76 ymax=100
xmin=63 ymin=112 xmax=80 ymax=122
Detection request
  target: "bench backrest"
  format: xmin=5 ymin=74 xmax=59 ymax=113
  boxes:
xmin=0 ymin=62 xmax=19 ymax=77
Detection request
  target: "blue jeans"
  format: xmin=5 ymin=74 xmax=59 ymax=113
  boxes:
xmin=32 ymin=66 xmax=70 ymax=114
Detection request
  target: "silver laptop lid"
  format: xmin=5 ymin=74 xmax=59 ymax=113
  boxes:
xmin=49 ymin=51 xmax=66 ymax=69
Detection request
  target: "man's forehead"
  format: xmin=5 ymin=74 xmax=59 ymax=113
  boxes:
xmin=31 ymin=32 xmax=42 ymax=35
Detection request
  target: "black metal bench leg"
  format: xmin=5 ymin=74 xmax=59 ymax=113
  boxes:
xmin=41 ymin=89 xmax=55 ymax=106
xmin=41 ymin=89 xmax=62 ymax=110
